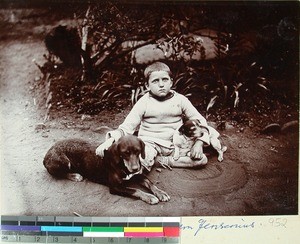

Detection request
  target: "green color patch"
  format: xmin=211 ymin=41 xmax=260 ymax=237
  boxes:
xmin=83 ymin=227 xmax=124 ymax=232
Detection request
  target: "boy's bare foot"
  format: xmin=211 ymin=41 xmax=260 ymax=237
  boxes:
xmin=156 ymin=156 xmax=174 ymax=170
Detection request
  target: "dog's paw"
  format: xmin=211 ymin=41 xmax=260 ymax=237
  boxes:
xmin=67 ymin=173 xmax=84 ymax=182
xmin=155 ymin=189 xmax=171 ymax=202
xmin=141 ymin=193 xmax=159 ymax=205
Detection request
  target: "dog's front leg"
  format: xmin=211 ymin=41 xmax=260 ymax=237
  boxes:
xmin=210 ymin=137 xmax=227 ymax=162
xmin=217 ymin=146 xmax=227 ymax=162
xmin=136 ymin=175 xmax=170 ymax=202
xmin=66 ymin=173 xmax=84 ymax=182
xmin=109 ymin=186 xmax=159 ymax=205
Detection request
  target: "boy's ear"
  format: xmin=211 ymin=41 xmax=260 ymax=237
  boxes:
xmin=145 ymin=82 xmax=149 ymax=89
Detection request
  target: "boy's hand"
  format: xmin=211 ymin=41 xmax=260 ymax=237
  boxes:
xmin=190 ymin=140 xmax=204 ymax=159
xmin=95 ymin=138 xmax=115 ymax=157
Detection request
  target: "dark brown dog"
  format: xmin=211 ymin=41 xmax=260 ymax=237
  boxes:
xmin=43 ymin=135 xmax=170 ymax=204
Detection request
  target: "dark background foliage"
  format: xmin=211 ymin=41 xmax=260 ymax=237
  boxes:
xmin=15 ymin=0 xmax=298 ymax=127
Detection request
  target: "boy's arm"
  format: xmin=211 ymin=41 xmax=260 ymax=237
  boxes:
xmin=95 ymin=137 xmax=115 ymax=157
xmin=108 ymin=94 xmax=147 ymax=139
xmin=181 ymin=95 xmax=208 ymax=127
xmin=118 ymin=95 xmax=146 ymax=135
xmin=190 ymin=140 xmax=204 ymax=159
xmin=96 ymin=95 xmax=147 ymax=157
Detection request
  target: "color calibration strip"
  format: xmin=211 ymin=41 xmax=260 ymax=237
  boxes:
xmin=1 ymin=216 xmax=180 ymax=243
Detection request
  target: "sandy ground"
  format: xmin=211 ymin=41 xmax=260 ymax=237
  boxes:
xmin=0 ymin=10 xmax=298 ymax=217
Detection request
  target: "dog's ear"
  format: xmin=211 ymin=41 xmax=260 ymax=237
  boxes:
xmin=139 ymin=139 xmax=146 ymax=159
xmin=193 ymin=119 xmax=201 ymax=127
xmin=108 ymin=142 xmax=120 ymax=163
xmin=178 ymin=124 xmax=185 ymax=135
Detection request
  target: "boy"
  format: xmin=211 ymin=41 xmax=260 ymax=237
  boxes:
xmin=96 ymin=62 xmax=210 ymax=170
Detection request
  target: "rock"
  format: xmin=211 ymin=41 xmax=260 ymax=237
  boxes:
xmin=78 ymin=126 xmax=91 ymax=131
xmin=44 ymin=25 xmax=82 ymax=67
xmin=261 ymin=123 xmax=281 ymax=134
xmin=81 ymin=114 xmax=92 ymax=121
xmin=208 ymin=121 xmax=217 ymax=128
xmin=281 ymin=120 xmax=298 ymax=133
xmin=35 ymin=123 xmax=46 ymax=130
xmin=225 ymin=122 xmax=235 ymax=130
xmin=92 ymin=125 xmax=113 ymax=133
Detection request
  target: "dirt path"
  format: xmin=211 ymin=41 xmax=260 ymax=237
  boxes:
xmin=0 ymin=37 xmax=298 ymax=217
xmin=0 ymin=39 xmax=48 ymax=214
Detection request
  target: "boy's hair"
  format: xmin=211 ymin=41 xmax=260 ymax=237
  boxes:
xmin=144 ymin=62 xmax=172 ymax=80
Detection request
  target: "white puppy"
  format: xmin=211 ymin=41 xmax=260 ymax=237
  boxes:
xmin=173 ymin=120 xmax=227 ymax=162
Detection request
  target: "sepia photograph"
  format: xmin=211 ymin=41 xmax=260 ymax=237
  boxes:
xmin=0 ymin=0 xmax=298 ymax=218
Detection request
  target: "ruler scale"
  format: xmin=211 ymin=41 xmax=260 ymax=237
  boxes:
xmin=1 ymin=216 xmax=180 ymax=243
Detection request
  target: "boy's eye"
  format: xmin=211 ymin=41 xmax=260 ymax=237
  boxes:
xmin=151 ymin=78 xmax=169 ymax=84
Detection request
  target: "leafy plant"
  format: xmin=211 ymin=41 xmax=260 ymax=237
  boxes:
xmin=42 ymin=2 xmax=298 ymax=117
xmin=203 ymin=59 xmax=270 ymax=112
xmin=74 ymin=2 xmax=165 ymax=81
xmin=156 ymin=34 xmax=206 ymax=62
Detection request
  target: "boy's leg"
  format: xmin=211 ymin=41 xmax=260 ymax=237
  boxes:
xmin=156 ymin=142 xmax=207 ymax=168
xmin=156 ymin=154 xmax=208 ymax=168
xmin=140 ymin=142 xmax=158 ymax=171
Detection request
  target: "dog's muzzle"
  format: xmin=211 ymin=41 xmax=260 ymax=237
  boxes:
xmin=123 ymin=167 xmax=143 ymax=181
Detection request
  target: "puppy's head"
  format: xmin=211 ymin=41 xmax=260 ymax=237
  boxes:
xmin=116 ymin=135 xmax=145 ymax=173
xmin=179 ymin=120 xmax=208 ymax=138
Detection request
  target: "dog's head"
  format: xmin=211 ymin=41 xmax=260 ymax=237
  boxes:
xmin=110 ymin=135 xmax=145 ymax=173
xmin=179 ymin=120 xmax=208 ymax=138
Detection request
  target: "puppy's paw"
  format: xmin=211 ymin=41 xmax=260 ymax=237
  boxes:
xmin=141 ymin=193 xmax=159 ymax=205
xmin=173 ymin=147 xmax=180 ymax=161
xmin=173 ymin=155 xmax=179 ymax=161
xmin=67 ymin=173 xmax=84 ymax=182
xmin=217 ymin=155 xmax=224 ymax=162
xmin=217 ymin=146 xmax=227 ymax=162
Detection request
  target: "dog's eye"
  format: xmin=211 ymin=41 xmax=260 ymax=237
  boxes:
xmin=122 ymin=150 xmax=130 ymax=156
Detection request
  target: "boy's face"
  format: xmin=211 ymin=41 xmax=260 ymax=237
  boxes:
xmin=146 ymin=71 xmax=173 ymax=97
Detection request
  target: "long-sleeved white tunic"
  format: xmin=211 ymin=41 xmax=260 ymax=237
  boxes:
xmin=114 ymin=91 xmax=208 ymax=148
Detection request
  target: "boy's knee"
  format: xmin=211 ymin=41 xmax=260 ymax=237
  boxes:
xmin=161 ymin=154 xmax=207 ymax=168
xmin=140 ymin=157 xmax=155 ymax=171
xmin=140 ymin=143 xmax=158 ymax=170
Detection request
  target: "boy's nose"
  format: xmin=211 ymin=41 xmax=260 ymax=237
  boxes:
xmin=158 ymin=80 xmax=164 ymax=86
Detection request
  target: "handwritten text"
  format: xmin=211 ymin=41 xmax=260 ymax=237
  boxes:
xmin=180 ymin=218 xmax=256 ymax=236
